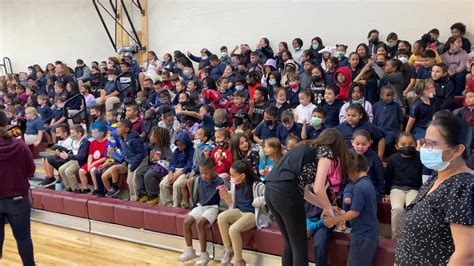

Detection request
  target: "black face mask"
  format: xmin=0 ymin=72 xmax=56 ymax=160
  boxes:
xmin=371 ymin=38 xmax=379 ymax=44
xmin=376 ymin=61 xmax=384 ymax=67
xmin=311 ymin=75 xmax=322 ymax=83
xmin=399 ymin=146 xmax=417 ymax=156
xmin=264 ymin=119 xmax=274 ymax=126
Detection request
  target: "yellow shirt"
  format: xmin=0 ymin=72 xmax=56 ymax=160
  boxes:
xmin=408 ymin=51 xmax=443 ymax=66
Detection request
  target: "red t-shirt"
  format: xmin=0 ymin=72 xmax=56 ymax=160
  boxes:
xmin=210 ymin=146 xmax=233 ymax=174
xmin=131 ymin=117 xmax=144 ymax=134
xmin=248 ymin=82 xmax=262 ymax=100
xmin=82 ymin=139 xmax=108 ymax=171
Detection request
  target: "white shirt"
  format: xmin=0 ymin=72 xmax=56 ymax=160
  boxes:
xmin=58 ymin=137 xmax=74 ymax=151
xmin=295 ymin=103 xmax=317 ymax=124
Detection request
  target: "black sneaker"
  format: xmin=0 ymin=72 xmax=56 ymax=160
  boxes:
xmin=37 ymin=178 xmax=57 ymax=188
xmin=92 ymin=190 xmax=104 ymax=196
xmin=79 ymin=188 xmax=91 ymax=194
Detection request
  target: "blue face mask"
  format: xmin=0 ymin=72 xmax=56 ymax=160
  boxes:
xmin=269 ymin=79 xmax=277 ymax=86
xmin=352 ymin=99 xmax=363 ymax=105
xmin=92 ymin=133 xmax=102 ymax=140
xmin=420 ymin=147 xmax=453 ymax=171
xmin=235 ymin=85 xmax=244 ymax=91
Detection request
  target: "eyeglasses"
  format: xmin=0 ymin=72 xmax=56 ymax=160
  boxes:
xmin=419 ymin=138 xmax=449 ymax=151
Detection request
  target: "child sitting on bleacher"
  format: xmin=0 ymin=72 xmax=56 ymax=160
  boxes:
xmin=178 ymin=158 xmax=225 ymax=265
xmin=211 ymin=128 xmax=233 ymax=181
xmin=24 ymin=107 xmax=44 ymax=147
xmin=373 ymin=86 xmax=404 ymax=154
xmin=92 ymin=136 xmax=124 ymax=196
xmin=350 ymin=129 xmax=385 ymax=201
xmin=181 ymin=127 xmax=214 ymax=208
xmin=258 ymin=137 xmax=282 ymax=181
xmin=36 ymin=95 xmax=53 ymax=125
xmin=405 ymin=80 xmax=440 ymax=140
xmin=58 ymin=124 xmax=90 ymax=192
xmin=38 ymin=124 xmax=73 ymax=188
xmin=134 ymin=126 xmax=173 ymax=204
xmin=159 ymin=131 xmax=194 ymax=207
xmin=217 ymin=160 xmax=270 ymax=266
xmin=385 ymin=132 xmax=422 ymax=240
xmin=101 ymin=119 xmax=146 ymax=199
xmin=301 ymin=108 xmax=326 ymax=140
xmin=321 ymin=85 xmax=344 ymax=128
xmin=454 ymin=90 xmax=474 ymax=149
xmin=324 ymin=153 xmax=379 ymax=266
xmin=47 ymin=96 xmax=66 ymax=143
xmin=77 ymin=122 xmax=108 ymax=193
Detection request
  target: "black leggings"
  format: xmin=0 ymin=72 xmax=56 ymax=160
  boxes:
xmin=265 ymin=181 xmax=308 ymax=266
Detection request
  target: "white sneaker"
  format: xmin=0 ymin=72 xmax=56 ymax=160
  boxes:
xmin=220 ymin=247 xmax=234 ymax=265
xmin=178 ymin=247 xmax=196 ymax=262
xmin=195 ymin=251 xmax=210 ymax=266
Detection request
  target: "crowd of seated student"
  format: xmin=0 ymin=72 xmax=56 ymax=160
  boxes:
xmin=0 ymin=22 xmax=473 ymax=266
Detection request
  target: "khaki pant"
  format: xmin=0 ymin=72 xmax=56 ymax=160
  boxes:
xmin=217 ymin=209 xmax=256 ymax=261
xmin=127 ymin=159 xmax=148 ymax=201
xmin=58 ymin=160 xmax=81 ymax=190
xmin=390 ymin=188 xmax=418 ymax=239
xmin=24 ymin=134 xmax=37 ymax=145
xmin=95 ymin=96 xmax=121 ymax=112
xmin=159 ymin=168 xmax=186 ymax=207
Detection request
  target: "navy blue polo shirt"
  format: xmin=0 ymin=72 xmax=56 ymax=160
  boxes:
xmin=270 ymin=102 xmax=291 ymax=120
xmin=52 ymin=107 xmax=64 ymax=121
xmin=277 ymin=123 xmax=303 ymax=144
xmin=416 ymin=66 xmax=432 ymax=80
xmin=322 ymin=100 xmax=344 ymax=128
xmin=235 ymin=184 xmax=255 ymax=213
xmin=349 ymin=176 xmax=379 ymax=240
xmin=25 ymin=117 xmax=44 ymax=135
xmin=373 ymin=101 xmax=403 ymax=132
xmin=254 ymin=121 xmax=280 ymax=140
xmin=305 ymin=125 xmax=326 ymax=140
xmin=409 ymin=98 xmax=438 ymax=129
xmin=198 ymin=175 xmax=224 ymax=206
xmin=37 ymin=105 xmax=53 ymax=124
xmin=336 ymin=120 xmax=384 ymax=147
xmin=287 ymin=87 xmax=301 ymax=109
xmin=104 ymin=81 xmax=117 ymax=95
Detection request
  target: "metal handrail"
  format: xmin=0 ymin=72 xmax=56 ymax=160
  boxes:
xmin=63 ymin=94 xmax=90 ymax=131
xmin=2 ymin=57 xmax=13 ymax=74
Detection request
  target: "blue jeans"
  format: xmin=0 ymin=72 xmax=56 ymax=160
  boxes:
xmin=0 ymin=196 xmax=35 ymax=266
xmin=312 ymin=226 xmax=332 ymax=266
xmin=347 ymin=236 xmax=378 ymax=266
xmin=450 ymin=72 xmax=466 ymax=96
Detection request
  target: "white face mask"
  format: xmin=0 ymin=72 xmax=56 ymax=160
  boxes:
xmin=398 ymin=57 xmax=408 ymax=64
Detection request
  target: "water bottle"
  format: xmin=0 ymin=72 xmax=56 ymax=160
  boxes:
xmin=55 ymin=182 xmax=63 ymax=191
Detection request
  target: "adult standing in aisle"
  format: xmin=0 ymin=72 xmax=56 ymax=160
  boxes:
xmin=0 ymin=111 xmax=36 ymax=266
xmin=264 ymin=128 xmax=352 ymax=266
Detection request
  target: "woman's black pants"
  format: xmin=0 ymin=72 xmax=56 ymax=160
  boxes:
xmin=265 ymin=181 xmax=308 ymax=266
